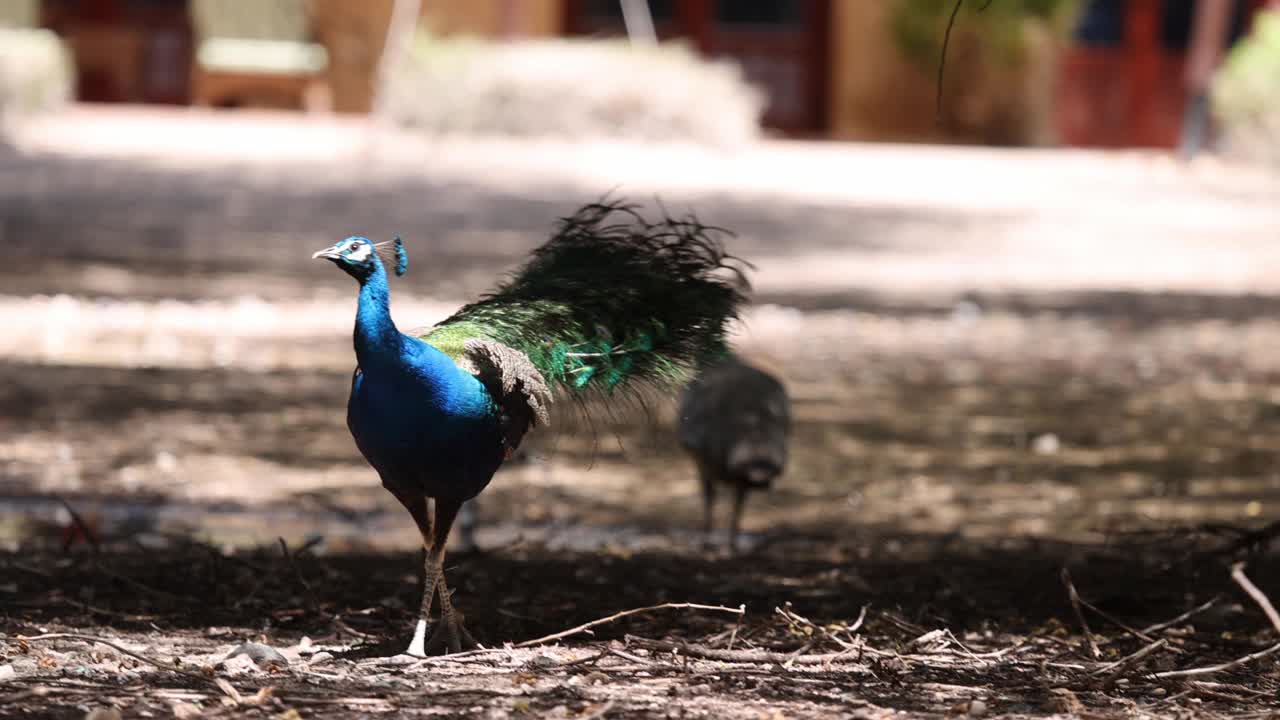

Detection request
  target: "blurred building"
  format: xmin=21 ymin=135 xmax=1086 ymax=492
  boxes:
xmin=1058 ymin=0 xmax=1266 ymax=148
xmin=20 ymin=0 xmax=1277 ymax=147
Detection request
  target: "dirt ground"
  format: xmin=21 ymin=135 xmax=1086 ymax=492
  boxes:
xmin=4 ymin=109 xmax=1280 ymax=718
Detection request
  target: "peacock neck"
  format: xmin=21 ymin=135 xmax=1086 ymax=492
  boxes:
xmin=354 ymin=263 xmax=403 ymax=368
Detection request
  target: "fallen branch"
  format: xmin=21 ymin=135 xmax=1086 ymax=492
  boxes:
xmin=1139 ymin=596 xmax=1219 ymax=636
xmin=401 ymin=647 xmax=511 ymax=669
xmin=559 ymin=648 xmax=610 ymax=668
xmin=1080 ymin=597 xmax=1158 ymax=645
xmin=727 ymin=603 xmax=746 ymax=650
xmin=331 ymin=615 xmax=377 ymax=640
xmin=1190 ymin=679 xmax=1272 ymax=698
xmin=775 ymin=603 xmax=868 ymax=652
xmin=626 ymin=636 xmax=870 ymax=667
xmin=1231 ymin=562 xmax=1280 ymax=633
xmin=774 ymin=604 xmax=898 ymax=660
xmin=845 ymin=605 xmax=869 ymax=636
xmin=1089 ymin=638 xmax=1168 ymax=684
xmin=776 ymin=604 xmax=849 ymax=650
xmin=1185 ymin=680 xmax=1255 ymax=703
xmin=1061 ymin=567 xmax=1101 ymax=659
xmin=515 ymin=602 xmax=745 ymax=648
xmin=781 ymin=639 xmax=820 ymax=669
xmin=607 ymin=647 xmax=652 ymax=665
xmin=17 ymin=633 xmax=230 ymax=694
xmin=1151 ymin=563 xmax=1280 ymax=679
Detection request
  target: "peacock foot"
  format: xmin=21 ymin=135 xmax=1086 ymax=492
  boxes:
xmin=405 ymin=610 xmax=477 ymax=656
xmin=424 ymin=609 xmax=478 ymax=655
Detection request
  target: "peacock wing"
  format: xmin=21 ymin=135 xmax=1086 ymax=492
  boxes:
xmin=423 ymin=329 xmax=551 ymax=455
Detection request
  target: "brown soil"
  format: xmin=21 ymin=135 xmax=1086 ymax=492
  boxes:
xmin=4 ymin=121 xmax=1280 ymax=718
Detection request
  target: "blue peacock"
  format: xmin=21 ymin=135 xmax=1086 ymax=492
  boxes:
xmin=314 ymin=201 xmax=747 ymax=655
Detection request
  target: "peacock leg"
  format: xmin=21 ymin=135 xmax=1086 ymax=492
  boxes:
xmin=698 ymin=460 xmax=717 ymax=542
xmin=395 ymin=493 xmax=438 ymax=657
xmin=456 ymin=500 xmax=479 ymax=552
xmin=423 ymin=497 xmax=478 ymax=654
xmin=728 ymin=484 xmax=748 ymax=554
xmin=406 ymin=551 xmax=441 ymax=656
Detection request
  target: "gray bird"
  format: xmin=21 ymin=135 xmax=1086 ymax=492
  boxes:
xmin=677 ymin=354 xmax=790 ymax=551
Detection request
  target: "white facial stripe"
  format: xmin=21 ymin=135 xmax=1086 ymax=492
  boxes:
xmin=346 ymin=243 xmax=373 ymax=263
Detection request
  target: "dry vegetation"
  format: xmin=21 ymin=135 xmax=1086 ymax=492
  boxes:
xmin=383 ymin=32 xmax=763 ymax=145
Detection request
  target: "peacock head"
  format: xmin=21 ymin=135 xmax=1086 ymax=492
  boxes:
xmin=312 ymin=236 xmax=408 ymax=282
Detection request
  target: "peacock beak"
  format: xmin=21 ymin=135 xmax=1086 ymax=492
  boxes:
xmin=312 ymin=246 xmax=341 ymax=261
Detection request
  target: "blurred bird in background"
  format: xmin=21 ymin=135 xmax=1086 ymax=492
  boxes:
xmin=315 ymin=201 xmax=746 ymax=655
xmin=678 ymin=355 xmax=790 ymax=552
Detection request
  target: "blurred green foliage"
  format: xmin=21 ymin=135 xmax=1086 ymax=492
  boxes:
xmin=891 ymin=0 xmax=1079 ymax=68
xmin=1212 ymin=10 xmax=1280 ymax=166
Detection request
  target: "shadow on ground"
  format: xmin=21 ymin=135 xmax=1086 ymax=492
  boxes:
xmin=3 ymin=531 xmax=1278 ymax=718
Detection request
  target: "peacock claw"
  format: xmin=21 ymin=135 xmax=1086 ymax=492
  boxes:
xmin=424 ymin=611 xmax=478 ymax=655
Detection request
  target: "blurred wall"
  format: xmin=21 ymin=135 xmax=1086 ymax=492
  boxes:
xmin=309 ymin=0 xmax=561 ymax=113
xmin=309 ymin=0 xmax=392 ymax=113
xmin=828 ymin=1 xmax=1059 ymax=145
xmin=829 ymin=1 xmax=926 ymax=142
xmin=420 ymin=0 xmax=561 ymax=37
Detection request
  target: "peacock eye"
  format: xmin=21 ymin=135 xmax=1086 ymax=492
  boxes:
xmin=348 ymin=241 xmax=363 ymax=251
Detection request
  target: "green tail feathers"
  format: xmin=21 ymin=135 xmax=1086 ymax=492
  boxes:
xmin=423 ymin=200 xmax=748 ymax=395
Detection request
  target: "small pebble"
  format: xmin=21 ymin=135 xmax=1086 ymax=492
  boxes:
xmin=1032 ymin=433 xmax=1060 ymax=455
xmin=307 ymin=651 xmax=334 ymax=666
xmin=376 ymin=654 xmax=419 ymax=666
xmin=968 ymin=699 xmax=988 ymax=717
xmin=526 ymin=655 xmax=557 ymax=670
xmin=219 ymin=655 xmax=259 ymax=676
xmin=225 ymin=642 xmax=289 ymax=668
xmin=0 ymin=665 xmax=14 ymax=682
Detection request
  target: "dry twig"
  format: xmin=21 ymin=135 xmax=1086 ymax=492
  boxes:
xmin=626 ymin=636 xmax=871 ymax=667
xmin=278 ymin=537 xmax=319 ymax=613
xmin=515 ymin=602 xmax=744 ymax=648
xmin=1139 ymin=596 xmax=1219 ymax=636
xmin=1152 ymin=563 xmax=1280 ymax=679
xmin=560 ymin=648 xmax=611 ymax=668
xmin=727 ymin=603 xmax=745 ymax=650
xmin=608 ymin=647 xmax=652 ymax=665
xmin=1231 ymin=562 xmax=1280 ymax=633
xmin=1080 ymin=597 xmax=1159 ymax=645
xmin=1089 ymin=638 xmax=1169 ymax=684
xmin=1060 ymin=567 xmax=1101 ymax=658
xmin=55 ymin=495 xmax=100 ymax=553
